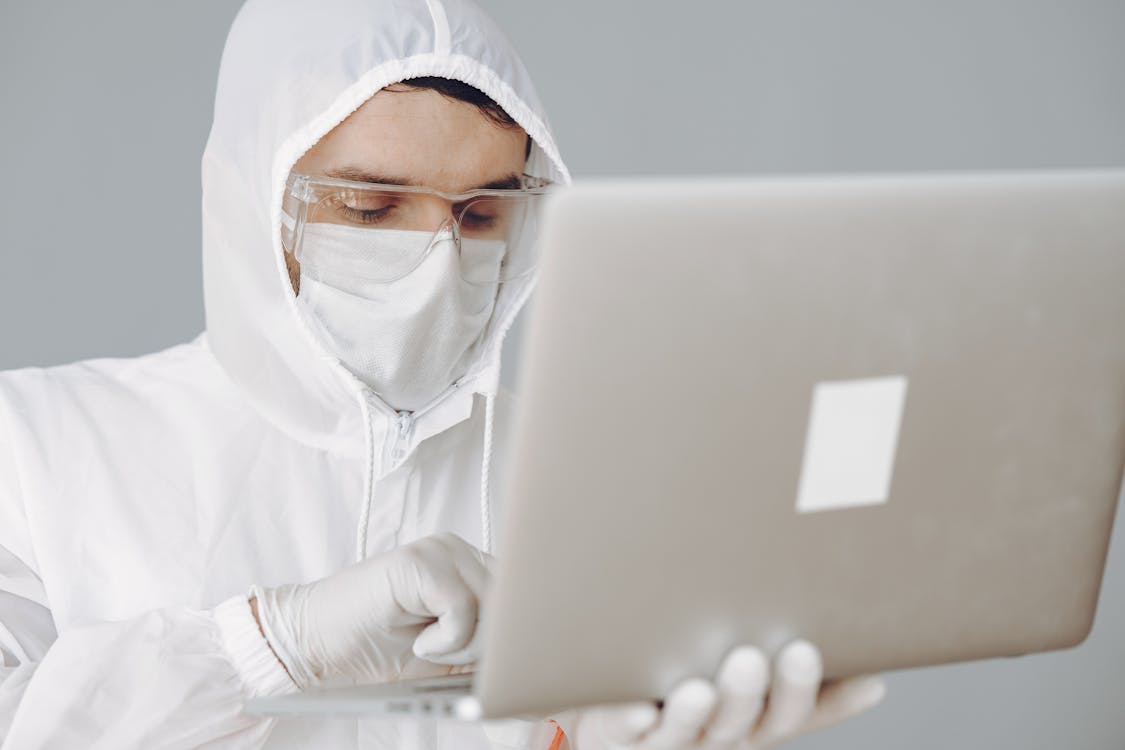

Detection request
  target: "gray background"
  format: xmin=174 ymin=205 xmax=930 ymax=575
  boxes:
xmin=1 ymin=0 xmax=1124 ymax=747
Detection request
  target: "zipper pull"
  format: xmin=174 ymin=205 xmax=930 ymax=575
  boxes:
xmin=393 ymin=411 xmax=414 ymax=462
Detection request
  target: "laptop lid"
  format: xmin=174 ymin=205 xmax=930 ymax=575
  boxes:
xmin=475 ymin=171 xmax=1125 ymax=719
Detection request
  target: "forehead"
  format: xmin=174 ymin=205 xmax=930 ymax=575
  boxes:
xmin=293 ymin=87 xmax=528 ymax=193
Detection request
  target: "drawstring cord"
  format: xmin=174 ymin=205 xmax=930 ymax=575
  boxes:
xmin=355 ymin=395 xmax=377 ymax=561
xmin=480 ymin=390 xmax=496 ymax=555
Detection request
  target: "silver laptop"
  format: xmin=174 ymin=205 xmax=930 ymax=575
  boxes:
xmin=248 ymin=170 xmax=1125 ymax=721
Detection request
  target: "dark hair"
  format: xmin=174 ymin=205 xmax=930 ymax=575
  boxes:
xmin=395 ymin=76 xmax=520 ymax=129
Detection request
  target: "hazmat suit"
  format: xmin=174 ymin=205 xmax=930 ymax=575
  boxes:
xmin=0 ymin=1 xmax=888 ymax=748
xmin=0 ymin=0 xmax=568 ymax=747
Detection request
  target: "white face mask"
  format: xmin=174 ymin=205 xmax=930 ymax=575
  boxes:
xmin=295 ymin=223 xmax=505 ymax=412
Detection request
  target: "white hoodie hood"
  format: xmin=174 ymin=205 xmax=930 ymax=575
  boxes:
xmin=202 ymin=0 xmax=571 ymax=554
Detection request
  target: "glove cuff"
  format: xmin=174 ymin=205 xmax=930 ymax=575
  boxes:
xmin=214 ymin=592 xmax=301 ymax=697
xmin=250 ymin=583 xmax=321 ymax=689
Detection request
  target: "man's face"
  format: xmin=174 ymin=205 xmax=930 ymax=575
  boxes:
xmin=286 ymin=85 xmax=529 ymax=291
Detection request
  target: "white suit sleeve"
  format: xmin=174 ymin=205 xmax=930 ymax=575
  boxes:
xmin=0 ymin=421 xmax=296 ymax=748
xmin=0 ymin=406 xmax=55 ymax=741
xmin=0 ymin=554 xmax=55 ymax=739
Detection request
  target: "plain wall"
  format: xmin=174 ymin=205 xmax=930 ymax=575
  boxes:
xmin=1 ymin=1 xmax=1124 ymax=747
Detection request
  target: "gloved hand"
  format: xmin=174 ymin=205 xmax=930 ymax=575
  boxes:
xmin=561 ymin=640 xmax=885 ymax=750
xmin=252 ymin=532 xmax=492 ymax=688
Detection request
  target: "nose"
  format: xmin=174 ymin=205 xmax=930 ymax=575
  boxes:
xmin=416 ymin=195 xmax=460 ymax=230
xmin=416 ymin=196 xmax=464 ymax=250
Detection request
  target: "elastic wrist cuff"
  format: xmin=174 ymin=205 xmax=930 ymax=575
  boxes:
xmin=215 ymin=592 xmax=300 ymax=697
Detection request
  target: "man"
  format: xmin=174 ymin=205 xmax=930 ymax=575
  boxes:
xmin=0 ymin=0 xmax=884 ymax=747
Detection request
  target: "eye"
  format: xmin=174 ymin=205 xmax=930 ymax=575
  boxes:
xmin=461 ymin=211 xmax=497 ymax=229
xmin=456 ymin=201 xmax=503 ymax=231
xmin=325 ymin=192 xmax=399 ymax=225
xmin=338 ymin=205 xmax=394 ymax=224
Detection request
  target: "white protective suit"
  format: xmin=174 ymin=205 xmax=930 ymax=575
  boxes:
xmin=0 ymin=0 xmax=570 ymax=747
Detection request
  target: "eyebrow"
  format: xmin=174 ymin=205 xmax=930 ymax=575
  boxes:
xmin=324 ymin=166 xmax=523 ymax=192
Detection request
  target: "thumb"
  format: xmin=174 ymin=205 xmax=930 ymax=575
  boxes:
xmin=798 ymin=675 xmax=886 ymax=735
xmin=410 ymin=587 xmax=479 ymax=662
xmin=414 ymin=616 xmax=482 ymax=665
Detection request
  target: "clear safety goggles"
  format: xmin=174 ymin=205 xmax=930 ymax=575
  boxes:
xmin=281 ymin=172 xmax=553 ymax=285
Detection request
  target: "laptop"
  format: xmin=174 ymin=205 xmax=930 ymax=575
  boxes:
xmin=248 ymin=169 xmax=1125 ymax=721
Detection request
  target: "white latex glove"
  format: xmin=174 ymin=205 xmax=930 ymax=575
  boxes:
xmin=253 ymin=532 xmax=492 ymax=688
xmin=563 ymin=640 xmax=885 ymax=750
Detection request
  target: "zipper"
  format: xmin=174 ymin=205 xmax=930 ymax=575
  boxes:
xmin=367 ymin=376 xmax=468 ymax=474
xmin=387 ymin=410 xmax=415 ymax=466
xmin=359 ymin=380 xmax=465 ymax=559
xmin=350 ymin=350 xmax=495 ymax=560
